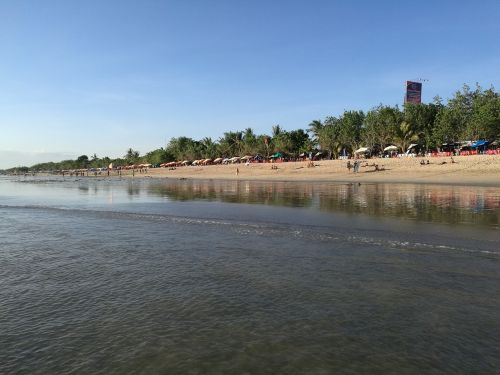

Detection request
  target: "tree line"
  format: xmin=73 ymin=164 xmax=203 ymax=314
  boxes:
xmin=6 ymin=83 xmax=500 ymax=172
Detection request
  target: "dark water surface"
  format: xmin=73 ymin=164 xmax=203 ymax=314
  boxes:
xmin=1 ymin=176 xmax=499 ymax=374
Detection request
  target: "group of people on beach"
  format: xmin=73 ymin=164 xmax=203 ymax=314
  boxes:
xmin=347 ymin=160 xmax=385 ymax=173
xmin=420 ymin=157 xmax=456 ymax=166
xmin=347 ymin=160 xmax=361 ymax=173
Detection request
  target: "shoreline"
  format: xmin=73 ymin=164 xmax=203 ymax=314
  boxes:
xmin=142 ymin=154 xmax=500 ymax=187
xmin=7 ymin=155 xmax=500 ymax=187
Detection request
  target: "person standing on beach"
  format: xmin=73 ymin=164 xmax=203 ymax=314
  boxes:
xmin=355 ymin=161 xmax=361 ymax=173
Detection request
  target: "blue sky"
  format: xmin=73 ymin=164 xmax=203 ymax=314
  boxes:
xmin=1 ymin=0 xmax=500 ymax=168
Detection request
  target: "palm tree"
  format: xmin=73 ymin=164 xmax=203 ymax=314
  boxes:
xmin=200 ymin=137 xmax=217 ymax=159
xmin=125 ymin=148 xmax=140 ymax=164
xmin=260 ymin=135 xmax=271 ymax=158
xmin=242 ymin=128 xmax=257 ymax=155
xmin=307 ymin=120 xmax=324 ymax=147
xmin=317 ymin=122 xmax=341 ymax=159
xmin=219 ymin=131 xmax=243 ymax=156
xmin=166 ymin=137 xmax=197 ymax=161
xmin=394 ymin=121 xmax=419 ymax=152
xmin=271 ymin=125 xmax=290 ymax=154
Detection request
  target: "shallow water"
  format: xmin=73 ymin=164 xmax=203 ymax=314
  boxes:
xmin=1 ymin=176 xmax=499 ymax=374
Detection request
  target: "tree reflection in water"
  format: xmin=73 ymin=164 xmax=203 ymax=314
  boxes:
xmin=147 ymin=180 xmax=500 ymax=227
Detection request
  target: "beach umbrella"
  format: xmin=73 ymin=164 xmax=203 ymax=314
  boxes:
xmin=383 ymin=145 xmax=398 ymax=152
xmin=213 ymin=157 xmax=223 ymax=164
xmin=354 ymin=147 xmax=369 ymax=154
xmin=471 ymin=140 xmax=489 ymax=148
xmin=253 ymin=154 xmax=264 ymax=161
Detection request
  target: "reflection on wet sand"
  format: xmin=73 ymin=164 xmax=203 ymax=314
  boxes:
xmin=147 ymin=180 xmax=500 ymax=227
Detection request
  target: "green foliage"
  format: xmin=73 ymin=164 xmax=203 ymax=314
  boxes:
xmin=242 ymin=128 xmax=257 ymax=155
xmin=466 ymin=87 xmax=500 ymax=140
xmin=362 ymin=105 xmax=403 ymax=151
xmin=432 ymin=84 xmax=500 ymax=145
xmin=199 ymin=137 xmax=218 ymax=159
xmin=144 ymin=148 xmax=173 ymax=165
xmin=76 ymin=155 xmax=90 ymax=168
xmin=403 ymin=102 xmax=441 ymax=150
xmin=338 ymin=110 xmax=365 ymax=153
xmin=307 ymin=120 xmax=324 ymax=146
xmin=287 ymin=129 xmax=310 ymax=156
xmin=124 ymin=148 xmax=140 ymax=163
xmin=165 ymin=137 xmax=199 ymax=161
xmin=393 ymin=121 xmax=419 ymax=152
xmin=5 ymin=166 xmax=30 ymax=173
xmin=317 ymin=117 xmax=341 ymax=158
xmin=218 ymin=131 xmax=244 ymax=157
xmin=271 ymin=125 xmax=288 ymax=154
xmin=6 ymin=83 xmax=500 ymax=171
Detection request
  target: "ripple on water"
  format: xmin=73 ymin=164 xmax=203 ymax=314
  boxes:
xmin=0 ymin=179 xmax=499 ymax=374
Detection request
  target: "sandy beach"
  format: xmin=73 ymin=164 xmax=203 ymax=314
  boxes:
xmin=129 ymin=154 xmax=500 ymax=186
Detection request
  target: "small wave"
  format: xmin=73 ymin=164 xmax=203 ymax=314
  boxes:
xmin=1 ymin=203 xmax=498 ymax=257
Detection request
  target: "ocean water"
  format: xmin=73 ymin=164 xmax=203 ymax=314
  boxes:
xmin=1 ymin=176 xmax=499 ymax=374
